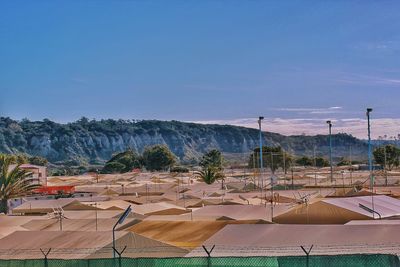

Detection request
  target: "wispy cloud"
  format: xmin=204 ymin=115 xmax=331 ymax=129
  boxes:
xmin=191 ymin=117 xmax=400 ymax=139
xmin=271 ymin=106 xmax=343 ymax=115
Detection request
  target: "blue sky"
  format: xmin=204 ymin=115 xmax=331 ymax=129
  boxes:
xmin=1 ymin=1 xmax=400 ymax=137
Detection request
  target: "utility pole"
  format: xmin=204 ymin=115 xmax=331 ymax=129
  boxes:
xmin=326 ymin=120 xmax=334 ymax=183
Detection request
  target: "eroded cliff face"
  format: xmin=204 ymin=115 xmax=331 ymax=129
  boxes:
xmin=0 ymin=118 xmax=368 ymax=163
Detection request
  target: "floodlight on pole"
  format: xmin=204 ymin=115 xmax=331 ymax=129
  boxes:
xmin=258 ymin=116 xmax=264 ymax=201
xmin=113 ymin=205 xmax=132 ymax=258
xmin=326 ymin=120 xmax=333 ymax=183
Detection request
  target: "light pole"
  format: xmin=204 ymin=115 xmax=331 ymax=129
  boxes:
xmin=326 ymin=120 xmax=333 ymax=183
xmin=258 ymin=116 xmax=264 ymax=203
xmin=367 ymin=108 xmax=373 ymax=189
xmin=113 ymin=205 xmax=132 ymax=258
xmin=366 ymin=108 xmax=375 ymax=218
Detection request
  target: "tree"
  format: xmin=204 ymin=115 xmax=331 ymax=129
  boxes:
xmin=0 ymin=154 xmax=39 ymax=214
xmin=102 ymin=149 xmax=142 ymax=174
xmin=199 ymin=149 xmax=223 ymax=170
xmin=373 ymin=145 xmax=400 ymax=170
xmin=29 ymin=156 xmax=48 ymax=166
xmin=248 ymin=146 xmax=292 ymax=172
xmin=295 ymin=156 xmax=313 ymax=167
xmin=195 ymin=167 xmax=225 ymax=186
xmin=8 ymin=154 xmax=29 ymax=165
xmin=315 ymin=157 xmax=330 ymax=167
xmin=142 ymin=145 xmax=176 ymax=171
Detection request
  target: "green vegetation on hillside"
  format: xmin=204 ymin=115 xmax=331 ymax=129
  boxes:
xmin=373 ymin=145 xmax=400 ymax=170
xmin=142 ymin=145 xmax=176 ymax=171
xmin=102 ymin=149 xmax=142 ymax=173
xmin=249 ymin=146 xmax=293 ymax=172
xmin=0 ymin=117 xmax=370 ymax=167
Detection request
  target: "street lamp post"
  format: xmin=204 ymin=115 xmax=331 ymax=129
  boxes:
xmin=367 ymin=108 xmax=373 ymax=189
xmin=326 ymin=120 xmax=333 ymax=183
xmin=258 ymin=116 xmax=264 ymax=203
xmin=366 ymin=108 xmax=375 ymax=218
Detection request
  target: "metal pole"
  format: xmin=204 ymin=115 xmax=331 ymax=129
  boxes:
xmin=113 ymin=224 xmax=117 ymax=258
xmin=367 ymin=108 xmax=375 ymax=218
xmin=326 ymin=121 xmax=333 ymax=183
xmin=367 ymin=109 xmax=373 ymax=188
xmin=349 ymin=146 xmax=353 ymax=186
xmin=384 ymin=145 xmax=388 ymax=186
xmin=313 ymin=146 xmax=317 ymax=186
xmin=270 ymin=152 xmax=274 ymax=221
xmin=258 ymin=116 xmax=264 ymax=201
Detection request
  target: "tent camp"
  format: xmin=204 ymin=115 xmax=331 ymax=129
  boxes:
xmin=187 ymin=224 xmax=400 ymax=256
xmin=273 ymin=195 xmax=400 ymax=224
xmin=0 ymin=231 xmax=188 ymax=259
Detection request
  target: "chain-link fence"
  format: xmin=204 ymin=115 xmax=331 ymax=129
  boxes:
xmin=0 ymin=254 xmax=398 ymax=267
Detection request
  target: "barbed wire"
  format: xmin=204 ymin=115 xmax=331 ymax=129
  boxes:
xmin=0 ymin=243 xmax=398 ymax=258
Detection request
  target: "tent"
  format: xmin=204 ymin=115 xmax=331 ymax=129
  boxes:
xmin=12 ymin=199 xmax=95 ymax=215
xmin=187 ymin=224 xmax=400 ymax=257
xmin=0 ymin=231 xmax=188 ymax=259
xmin=128 ymin=220 xmax=268 ymax=249
xmin=274 ymin=195 xmax=400 ymax=224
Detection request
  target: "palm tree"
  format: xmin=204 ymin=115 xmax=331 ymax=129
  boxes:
xmin=195 ymin=167 xmax=225 ymax=188
xmin=0 ymin=155 xmax=39 ymax=214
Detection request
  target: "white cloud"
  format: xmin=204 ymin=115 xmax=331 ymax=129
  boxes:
xmin=191 ymin=117 xmax=400 ymax=139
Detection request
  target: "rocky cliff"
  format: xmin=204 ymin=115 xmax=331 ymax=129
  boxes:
xmin=0 ymin=117 xmax=368 ymax=164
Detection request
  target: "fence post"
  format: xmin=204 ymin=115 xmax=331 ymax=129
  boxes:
xmin=202 ymin=245 xmax=215 ymax=267
xmin=40 ymin=248 xmax=51 ymax=267
xmin=300 ymin=245 xmax=313 ymax=267
xmin=113 ymin=246 xmax=127 ymax=267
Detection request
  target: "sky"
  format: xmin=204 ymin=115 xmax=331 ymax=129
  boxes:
xmin=1 ymin=1 xmax=400 ymax=139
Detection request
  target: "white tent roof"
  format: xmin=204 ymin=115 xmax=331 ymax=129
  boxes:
xmin=323 ymin=195 xmax=400 ymax=218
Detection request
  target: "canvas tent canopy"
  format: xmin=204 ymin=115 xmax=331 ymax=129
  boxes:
xmin=188 ymin=224 xmax=400 ymax=257
xmin=274 ymin=195 xmax=400 ymax=224
xmin=12 ymin=199 xmax=95 ymax=215
xmin=0 ymin=231 xmax=188 ymax=259
xmin=128 ymin=220 xmax=268 ymax=249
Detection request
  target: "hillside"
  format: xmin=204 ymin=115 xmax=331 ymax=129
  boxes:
xmin=0 ymin=117 xmax=368 ymax=165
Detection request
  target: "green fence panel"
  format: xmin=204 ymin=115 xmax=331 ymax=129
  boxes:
xmin=0 ymin=254 xmax=398 ymax=267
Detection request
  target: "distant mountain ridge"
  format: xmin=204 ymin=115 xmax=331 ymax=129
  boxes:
xmin=0 ymin=117 xmax=369 ymax=165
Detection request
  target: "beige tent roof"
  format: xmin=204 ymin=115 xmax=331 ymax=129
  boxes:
xmin=128 ymin=220 xmax=267 ymax=249
xmin=0 ymin=215 xmax=45 ymax=227
xmin=99 ymin=188 xmax=120 ymax=196
xmin=188 ymin=224 xmax=400 ymax=256
xmin=0 ymin=215 xmax=45 ymax=239
xmin=21 ymin=217 xmax=140 ymax=231
xmin=346 ymin=220 xmax=400 ymax=225
xmin=85 ymin=200 xmax=132 ymax=210
xmin=0 ymin=231 xmax=188 ymax=259
xmin=323 ymin=195 xmax=400 ymax=219
xmin=12 ymin=199 xmax=95 ymax=215
xmin=132 ymin=202 xmax=188 ymax=216
xmin=61 ymin=210 xmax=124 ymax=219
xmin=273 ymin=199 xmax=369 ymax=224
xmin=192 ymin=205 xmax=281 ymax=221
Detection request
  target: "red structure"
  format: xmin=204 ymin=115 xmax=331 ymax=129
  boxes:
xmin=33 ymin=186 xmax=75 ymax=195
